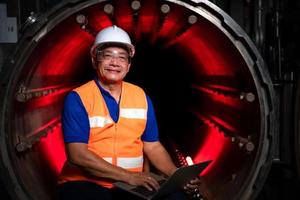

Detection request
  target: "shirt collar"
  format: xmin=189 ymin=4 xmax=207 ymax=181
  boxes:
xmin=94 ymin=77 xmax=116 ymax=100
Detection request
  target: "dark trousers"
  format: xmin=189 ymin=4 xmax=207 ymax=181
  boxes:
xmin=58 ymin=181 xmax=187 ymax=200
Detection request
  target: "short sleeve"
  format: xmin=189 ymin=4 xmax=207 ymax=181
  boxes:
xmin=141 ymin=95 xmax=159 ymax=142
xmin=61 ymin=91 xmax=90 ymax=143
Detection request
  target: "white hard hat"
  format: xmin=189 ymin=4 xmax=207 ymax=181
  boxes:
xmin=90 ymin=25 xmax=135 ymax=58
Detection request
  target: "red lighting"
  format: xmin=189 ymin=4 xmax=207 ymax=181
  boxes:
xmin=210 ymin=115 xmax=237 ymax=133
xmin=193 ymin=127 xmax=229 ymax=175
xmin=197 ymin=86 xmax=236 ymax=105
xmin=88 ymin=6 xmax=113 ymax=30
xmin=36 ymin=32 xmax=92 ymax=76
xmin=39 ymin=123 xmax=66 ymax=176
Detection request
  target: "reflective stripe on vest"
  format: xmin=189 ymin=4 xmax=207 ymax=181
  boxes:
xmin=89 ymin=116 xmax=113 ymax=128
xmin=103 ymin=156 xmax=143 ymax=169
xmin=120 ymin=108 xmax=147 ymax=119
xmin=89 ymin=108 xmax=146 ymax=128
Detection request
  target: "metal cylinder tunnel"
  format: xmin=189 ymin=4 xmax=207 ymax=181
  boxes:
xmin=0 ymin=0 xmax=277 ymax=200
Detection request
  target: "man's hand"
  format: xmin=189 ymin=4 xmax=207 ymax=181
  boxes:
xmin=183 ymin=177 xmax=202 ymax=198
xmin=126 ymin=172 xmax=160 ymax=191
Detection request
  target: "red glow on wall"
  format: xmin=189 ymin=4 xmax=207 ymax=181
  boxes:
xmin=39 ymin=123 xmax=66 ymax=176
xmin=193 ymin=127 xmax=229 ymax=175
xmin=24 ymin=87 xmax=73 ymax=110
xmin=36 ymin=32 xmax=92 ymax=76
xmin=157 ymin=18 xmax=178 ymax=39
xmin=114 ymin=3 xmax=134 ymax=32
xmin=118 ymin=15 xmax=134 ymax=31
xmin=139 ymin=15 xmax=157 ymax=34
xmin=208 ymin=90 xmax=241 ymax=108
xmin=210 ymin=115 xmax=237 ymax=133
xmin=192 ymin=85 xmax=243 ymax=108
xmin=151 ymin=4 xmax=188 ymax=43
xmin=176 ymin=34 xmax=231 ymax=75
xmin=88 ymin=7 xmax=113 ymax=31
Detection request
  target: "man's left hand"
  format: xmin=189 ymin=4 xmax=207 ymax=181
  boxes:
xmin=183 ymin=177 xmax=202 ymax=197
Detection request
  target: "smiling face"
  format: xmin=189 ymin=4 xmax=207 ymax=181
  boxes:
xmin=94 ymin=46 xmax=131 ymax=86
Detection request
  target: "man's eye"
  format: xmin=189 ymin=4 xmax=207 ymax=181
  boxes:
xmin=118 ymin=56 xmax=128 ymax=62
xmin=103 ymin=54 xmax=113 ymax=59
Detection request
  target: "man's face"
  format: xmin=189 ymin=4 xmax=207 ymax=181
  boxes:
xmin=95 ymin=47 xmax=131 ymax=84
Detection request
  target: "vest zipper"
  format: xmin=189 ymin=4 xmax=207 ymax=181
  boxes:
xmin=113 ymin=124 xmax=118 ymax=166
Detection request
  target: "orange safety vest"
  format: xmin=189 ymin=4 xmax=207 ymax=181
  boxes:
xmin=59 ymin=80 xmax=148 ymax=188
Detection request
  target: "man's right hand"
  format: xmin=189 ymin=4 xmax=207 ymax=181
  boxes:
xmin=126 ymin=172 xmax=160 ymax=191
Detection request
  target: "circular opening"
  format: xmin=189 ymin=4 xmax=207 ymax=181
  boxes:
xmin=0 ymin=0 xmax=276 ymax=200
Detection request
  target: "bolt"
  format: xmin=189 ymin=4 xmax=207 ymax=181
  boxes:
xmin=131 ymin=0 xmax=141 ymax=11
xmin=188 ymin=15 xmax=198 ymax=24
xmin=104 ymin=4 xmax=114 ymax=14
xmin=161 ymin=4 xmax=170 ymax=14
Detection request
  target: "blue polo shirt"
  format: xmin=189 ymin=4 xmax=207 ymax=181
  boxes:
xmin=61 ymin=80 xmax=159 ymax=143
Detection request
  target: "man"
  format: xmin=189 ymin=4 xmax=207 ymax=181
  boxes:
xmin=58 ymin=25 xmax=199 ymax=200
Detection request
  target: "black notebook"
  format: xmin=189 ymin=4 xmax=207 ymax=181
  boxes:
xmin=114 ymin=160 xmax=212 ymax=200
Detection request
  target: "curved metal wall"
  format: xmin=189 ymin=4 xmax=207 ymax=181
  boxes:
xmin=0 ymin=0 xmax=277 ymax=199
